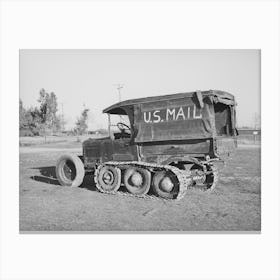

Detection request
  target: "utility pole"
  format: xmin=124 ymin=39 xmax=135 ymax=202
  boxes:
xmin=113 ymin=84 xmax=124 ymax=102
xmin=83 ymin=102 xmax=88 ymax=135
xmin=113 ymin=84 xmax=124 ymax=122
xmin=60 ymin=103 xmax=64 ymax=131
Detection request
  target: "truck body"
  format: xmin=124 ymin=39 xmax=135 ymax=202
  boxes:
xmin=83 ymin=90 xmax=237 ymax=169
xmin=56 ymin=90 xmax=238 ymax=200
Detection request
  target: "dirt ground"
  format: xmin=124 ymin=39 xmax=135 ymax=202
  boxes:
xmin=19 ymin=143 xmax=261 ymax=232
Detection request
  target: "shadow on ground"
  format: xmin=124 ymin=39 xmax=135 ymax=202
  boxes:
xmin=29 ymin=166 xmax=181 ymax=196
xmin=30 ymin=166 xmax=98 ymax=191
xmin=31 ymin=166 xmax=60 ymax=185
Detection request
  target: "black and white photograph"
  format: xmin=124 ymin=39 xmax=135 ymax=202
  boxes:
xmin=19 ymin=49 xmax=261 ymax=232
xmin=1 ymin=1 xmax=280 ymax=280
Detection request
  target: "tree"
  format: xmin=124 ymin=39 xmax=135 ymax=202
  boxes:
xmin=19 ymin=99 xmax=26 ymax=129
xmin=19 ymin=99 xmax=42 ymax=135
xmin=19 ymin=89 xmax=64 ymax=138
xmin=27 ymin=107 xmax=44 ymax=134
xmin=38 ymin=88 xmax=59 ymax=133
xmin=55 ymin=114 xmax=66 ymax=132
xmin=75 ymin=108 xmax=90 ymax=135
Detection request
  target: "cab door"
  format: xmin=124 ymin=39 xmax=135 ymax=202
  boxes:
xmin=111 ymin=138 xmax=138 ymax=161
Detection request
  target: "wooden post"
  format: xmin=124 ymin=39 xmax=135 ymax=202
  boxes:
xmin=253 ymin=131 xmax=258 ymax=144
xmin=107 ymin=114 xmax=112 ymax=139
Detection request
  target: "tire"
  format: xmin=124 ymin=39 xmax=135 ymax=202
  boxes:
xmin=152 ymin=171 xmax=179 ymax=199
xmin=56 ymin=154 xmax=85 ymax=187
xmin=95 ymin=165 xmax=121 ymax=193
xmin=124 ymin=167 xmax=151 ymax=196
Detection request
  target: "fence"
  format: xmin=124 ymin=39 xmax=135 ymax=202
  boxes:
xmin=237 ymin=128 xmax=261 ymax=144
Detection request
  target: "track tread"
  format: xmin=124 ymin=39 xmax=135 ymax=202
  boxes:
xmin=94 ymin=161 xmax=192 ymax=200
xmin=94 ymin=160 xmax=219 ymax=200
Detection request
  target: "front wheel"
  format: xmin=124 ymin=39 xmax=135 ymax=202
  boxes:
xmin=56 ymin=154 xmax=85 ymax=187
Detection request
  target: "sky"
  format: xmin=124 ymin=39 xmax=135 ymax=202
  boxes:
xmin=20 ymin=49 xmax=260 ymax=130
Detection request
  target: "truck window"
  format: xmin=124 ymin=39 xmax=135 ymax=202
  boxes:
xmin=109 ymin=114 xmax=130 ymax=132
xmin=214 ymin=103 xmax=233 ymax=136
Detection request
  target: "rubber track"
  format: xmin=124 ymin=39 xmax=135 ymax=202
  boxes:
xmin=94 ymin=161 xmax=193 ymax=200
xmin=208 ymin=164 xmax=219 ymax=191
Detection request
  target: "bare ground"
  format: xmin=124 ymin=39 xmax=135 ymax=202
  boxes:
xmin=19 ymin=144 xmax=261 ymax=232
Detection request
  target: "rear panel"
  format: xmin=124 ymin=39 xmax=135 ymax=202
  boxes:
xmin=214 ymin=136 xmax=237 ymax=158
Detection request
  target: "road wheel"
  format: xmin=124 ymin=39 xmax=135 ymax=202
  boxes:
xmin=95 ymin=165 xmax=121 ymax=193
xmin=190 ymin=164 xmax=206 ymax=187
xmin=190 ymin=164 xmax=217 ymax=191
xmin=56 ymin=154 xmax=85 ymax=187
xmin=124 ymin=167 xmax=151 ymax=196
xmin=152 ymin=171 xmax=179 ymax=199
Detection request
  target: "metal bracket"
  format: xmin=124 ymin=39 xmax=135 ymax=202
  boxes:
xmin=194 ymin=90 xmax=204 ymax=109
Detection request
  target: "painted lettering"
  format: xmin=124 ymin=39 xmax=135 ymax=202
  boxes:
xmin=166 ymin=108 xmax=176 ymax=121
xmin=193 ymin=105 xmax=202 ymax=119
xmin=143 ymin=105 xmax=202 ymax=123
xmin=187 ymin=106 xmax=190 ymax=119
xmin=144 ymin=111 xmax=151 ymax=123
xmin=176 ymin=107 xmax=185 ymax=120
xmin=153 ymin=110 xmax=161 ymax=123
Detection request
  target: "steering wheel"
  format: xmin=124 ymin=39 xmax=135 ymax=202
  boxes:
xmin=117 ymin=122 xmax=131 ymax=133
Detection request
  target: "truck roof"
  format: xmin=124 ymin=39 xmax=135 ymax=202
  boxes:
xmin=103 ymin=89 xmax=235 ymax=115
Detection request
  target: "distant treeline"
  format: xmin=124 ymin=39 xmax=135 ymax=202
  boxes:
xmin=20 ymin=89 xmax=89 ymax=137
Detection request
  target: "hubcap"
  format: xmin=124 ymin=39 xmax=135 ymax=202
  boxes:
xmin=102 ymin=171 xmax=114 ymax=185
xmin=160 ymin=176 xmax=174 ymax=192
xmin=131 ymin=172 xmax=143 ymax=187
xmin=63 ymin=160 xmax=76 ymax=181
xmin=192 ymin=169 xmax=206 ymax=185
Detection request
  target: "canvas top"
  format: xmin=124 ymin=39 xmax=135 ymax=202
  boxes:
xmin=103 ymin=89 xmax=235 ymax=115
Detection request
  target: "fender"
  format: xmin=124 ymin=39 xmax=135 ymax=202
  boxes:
xmin=160 ymin=156 xmax=204 ymax=166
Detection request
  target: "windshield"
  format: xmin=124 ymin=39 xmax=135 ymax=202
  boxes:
xmin=107 ymin=114 xmax=131 ymax=140
xmin=109 ymin=114 xmax=130 ymax=131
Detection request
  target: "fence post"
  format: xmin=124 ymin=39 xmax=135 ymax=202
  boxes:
xmin=253 ymin=131 xmax=258 ymax=144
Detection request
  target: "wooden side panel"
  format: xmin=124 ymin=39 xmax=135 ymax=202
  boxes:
xmin=139 ymin=139 xmax=212 ymax=164
xmin=83 ymin=137 xmax=138 ymax=169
